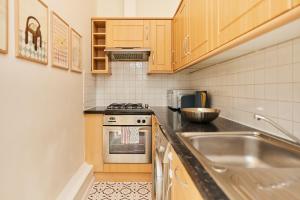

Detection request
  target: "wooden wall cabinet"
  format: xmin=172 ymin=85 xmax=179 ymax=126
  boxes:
xmin=106 ymin=20 xmax=148 ymax=48
xmin=214 ymin=0 xmax=292 ymax=48
xmin=172 ymin=0 xmax=211 ymax=71
xmin=188 ymin=0 xmax=210 ymax=62
xmin=91 ymin=20 xmax=110 ymax=74
xmin=294 ymin=0 xmax=300 ymax=7
xmin=148 ymin=20 xmax=172 ymax=73
xmin=170 ymin=147 xmax=203 ymax=200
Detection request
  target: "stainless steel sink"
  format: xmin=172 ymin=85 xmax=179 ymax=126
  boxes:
xmin=178 ymin=132 xmax=300 ymax=200
xmin=180 ymin=132 xmax=300 ymax=168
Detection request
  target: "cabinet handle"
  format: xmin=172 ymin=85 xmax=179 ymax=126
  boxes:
xmin=172 ymin=51 xmax=175 ymax=64
xmin=183 ymin=36 xmax=187 ymax=55
xmin=187 ymin=35 xmax=190 ymax=55
xmin=145 ymin=26 xmax=149 ymax=40
xmin=152 ymin=52 xmax=155 ymax=64
xmin=174 ymin=167 xmax=188 ymax=188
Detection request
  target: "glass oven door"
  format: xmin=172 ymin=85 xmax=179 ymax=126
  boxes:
xmin=103 ymin=126 xmax=152 ymax=163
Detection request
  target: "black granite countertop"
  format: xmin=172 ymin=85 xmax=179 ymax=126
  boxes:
xmin=84 ymin=106 xmax=258 ymax=200
xmin=151 ymin=107 xmax=258 ymax=200
xmin=84 ymin=106 xmax=154 ymax=115
xmin=84 ymin=107 xmax=106 ymax=114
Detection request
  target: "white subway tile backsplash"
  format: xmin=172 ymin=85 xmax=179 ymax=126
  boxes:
xmin=277 ymin=41 xmax=293 ymax=66
xmin=277 ymin=83 xmax=293 ymax=101
xmin=278 ymin=101 xmax=293 ymax=121
xmin=294 ymin=103 xmax=300 ymax=122
xmin=254 ymin=69 xmax=265 ymax=84
xmin=277 ymin=64 xmax=293 ymax=83
xmin=190 ymin=38 xmax=300 ymax=141
xmin=265 ymin=67 xmax=277 ymax=83
xmin=294 ymin=62 xmax=300 ymax=82
xmin=95 ymin=62 xmax=190 ymax=106
xmin=265 ymin=84 xmax=277 ymax=100
xmin=294 ymin=83 xmax=300 ymax=102
xmin=293 ymin=38 xmax=300 ymax=63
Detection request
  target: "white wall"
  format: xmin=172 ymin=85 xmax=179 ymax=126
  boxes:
xmin=96 ymin=62 xmax=190 ymax=106
xmin=190 ymin=38 xmax=300 ymax=141
xmin=96 ymin=0 xmax=181 ymax=17
xmin=136 ymin=0 xmax=181 ymax=17
xmin=0 ymin=0 xmax=96 ymax=199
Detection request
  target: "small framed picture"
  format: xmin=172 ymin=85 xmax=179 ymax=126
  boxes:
xmin=15 ymin=0 xmax=48 ymax=64
xmin=70 ymin=28 xmax=82 ymax=73
xmin=51 ymin=11 xmax=69 ymax=69
xmin=0 ymin=0 xmax=8 ymax=54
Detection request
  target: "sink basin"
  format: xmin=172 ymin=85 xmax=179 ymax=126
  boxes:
xmin=179 ymin=132 xmax=300 ymax=168
xmin=178 ymin=132 xmax=300 ymax=200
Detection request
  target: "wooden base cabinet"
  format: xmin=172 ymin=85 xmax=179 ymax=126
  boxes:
xmin=85 ymin=114 xmax=104 ymax=172
xmin=170 ymin=147 xmax=203 ymax=200
xmin=84 ymin=114 xmax=153 ymax=178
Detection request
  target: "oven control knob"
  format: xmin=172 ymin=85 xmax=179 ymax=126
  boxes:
xmin=137 ymin=119 xmax=141 ymax=123
xmin=142 ymin=119 xmax=146 ymax=123
xmin=158 ymin=146 xmax=165 ymax=153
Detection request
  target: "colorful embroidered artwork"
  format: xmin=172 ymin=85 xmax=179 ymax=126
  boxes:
xmin=51 ymin=12 xmax=69 ymax=69
xmin=16 ymin=0 xmax=48 ymax=64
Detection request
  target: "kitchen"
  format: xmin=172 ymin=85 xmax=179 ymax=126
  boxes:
xmin=1 ymin=0 xmax=300 ymax=200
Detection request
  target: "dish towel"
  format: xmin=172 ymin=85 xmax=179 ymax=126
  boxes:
xmin=128 ymin=127 xmax=140 ymax=144
xmin=121 ymin=127 xmax=140 ymax=144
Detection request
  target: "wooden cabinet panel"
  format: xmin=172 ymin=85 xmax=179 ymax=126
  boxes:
xmin=173 ymin=14 xmax=182 ymax=70
xmin=177 ymin=0 xmax=190 ymax=67
xmin=216 ymin=0 xmax=270 ymax=46
xmin=170 ymin=147 xmax=203 ymax=200
xmin=293 ymin=0 xmax=300 ymax=7
xmin=85 ymin=114 xmax=104 ymax=172
xmin=270 ymin=0 xmax=292 ymax=18
xmin=188 ymin=0 xmax=210 ymax=62
xmin=106 ymin=20 xmax=146 ymax=47
xmin=148 ymin=20 xmax=172 ymax=73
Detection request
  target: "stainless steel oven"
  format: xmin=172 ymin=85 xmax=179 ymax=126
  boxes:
xmin=103 ymin=115 xmax=152 ymax=164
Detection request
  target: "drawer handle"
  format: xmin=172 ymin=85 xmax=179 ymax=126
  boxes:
xmin=174 ymin=167 xmax=188 ymax=188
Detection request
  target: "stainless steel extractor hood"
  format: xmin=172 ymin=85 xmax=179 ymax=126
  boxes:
xmin=104 ymin=47 xmax=151 ymax=61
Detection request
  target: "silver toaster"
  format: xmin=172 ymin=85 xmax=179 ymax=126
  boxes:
xmin=167 ymin=89 xmax=196 ymax=109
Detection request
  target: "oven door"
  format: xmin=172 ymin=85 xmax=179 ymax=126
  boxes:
xmin=103 ymin=126 xmax=152 ymax=163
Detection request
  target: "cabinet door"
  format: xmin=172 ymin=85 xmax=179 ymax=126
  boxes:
xmin=216 ymin=0 xmax=270 ymax=46
xmin=188 ymin=0 xmax=210 ymax=62
xmin=170 ymin=148 xmax=203 ymax=200
xmin=177 ymin=0 xmax=190 ymax=67
xmin=106 ymin=20 xmax=145 ymax=47
xmin=173 ymin=13 xmax=182 ymax=70
xmin=293 ymin=0 xmax=300 ymax=7
xmin=148 ymin=20 xmax=172 ymax=73
xmin=270 ymin=0 xmax=292 ymax=18
xmin=85 ymin=114 xmax=104 ymax=172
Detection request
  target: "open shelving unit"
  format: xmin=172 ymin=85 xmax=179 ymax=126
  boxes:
xmin=91 ymin=20 xmax=110 ymax=74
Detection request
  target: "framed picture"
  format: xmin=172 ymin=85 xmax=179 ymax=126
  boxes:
xmin=0 ymin=0 xmax=8 ymax=54
xmin=51 ymin=12 xmax=69 ymax=69
xmin=70 ymin=28 xmax=82 ymax=73
xmin=15 ymin=0 xmax=48 ymax=64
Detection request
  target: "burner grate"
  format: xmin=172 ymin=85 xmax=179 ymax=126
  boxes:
xmin=107 ymin=103 xmax=144 ymax=110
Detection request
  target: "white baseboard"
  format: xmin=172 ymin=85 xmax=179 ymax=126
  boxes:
xmin=56 ymin=162 xmax=94 ymax=200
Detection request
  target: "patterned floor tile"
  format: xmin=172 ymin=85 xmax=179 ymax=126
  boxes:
xmin=87 ymin=182 xmax=152 ymax=200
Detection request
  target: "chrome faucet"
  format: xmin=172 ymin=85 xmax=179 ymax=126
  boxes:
xmin=254 ymin=114 xmax=300 ymax=144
